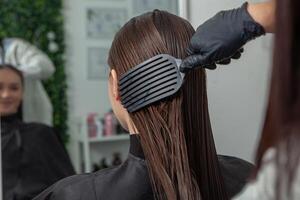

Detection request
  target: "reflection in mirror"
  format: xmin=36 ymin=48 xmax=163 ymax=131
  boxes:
xmin=0 ymin=0 xmax=74 ymax=199
xmin=0 ymin=53 xmax=75 ymax=200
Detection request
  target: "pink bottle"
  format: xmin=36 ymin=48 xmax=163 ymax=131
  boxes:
xmin=103 ymin=110 xmax=116 ymax=137
xmin=87 ymin=113 xmax=97 ymax=138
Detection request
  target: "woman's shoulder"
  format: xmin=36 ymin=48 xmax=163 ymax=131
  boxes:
xmin=217 ymin=155 xmax=254 ymax=198
xmin=19 ymin=122 xmax=67 ymax=149
xmin=19 ymin=122 xmax=56 ymax=138
xmin=218 ymin=155 xmax=254 ymax=171
xmin=34 ymin=157 xmax=153 ymax=200
xmin=33 ymin=173 xmax=97 ymax=200
xmin=20 ymin=122 xmax=53 ymax=133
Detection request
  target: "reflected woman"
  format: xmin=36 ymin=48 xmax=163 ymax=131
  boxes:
xmin=0 ymin=64 xmax=75 ymax=200
xmin=34 ymin=10 xmax=253 ymax=200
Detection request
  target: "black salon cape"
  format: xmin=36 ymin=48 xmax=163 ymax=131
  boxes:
xmin=1 ymin=114 xmax=75 ymax=200
xmin=34 ymin=134 xmax=253 ymax=200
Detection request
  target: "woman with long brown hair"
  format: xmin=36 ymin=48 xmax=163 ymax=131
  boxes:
xmin=34 ymin=10 xmax=253 ymax=200
xmin=107 ymin=9 xmax=229 ymax=200
xmin=233 ymin=0 xmax=300 ymax=199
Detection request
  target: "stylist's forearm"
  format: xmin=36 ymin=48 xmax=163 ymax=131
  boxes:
xmin=247 ymin=0 xmax=276 ymax=33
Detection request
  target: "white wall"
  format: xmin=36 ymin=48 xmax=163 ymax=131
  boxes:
xmin=64 ymin=0 xmax=273 ymax=169
xmin=64 ymin=0 xmax=114 ymax=172
xmin=64 ymin=0 xmax=112 ymax=121
xmin=190 ymin=0 xmax=273 ymax=162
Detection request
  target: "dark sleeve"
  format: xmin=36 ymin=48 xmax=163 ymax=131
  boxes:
xmin=33 ymin=174 xmax=96 ymax=200
xmin=32 ymin=183 xmax=55 ymax=200
xmin=218 ymin=155 xmax=254 ymax=198
xmin=29 ymin=124 xmax=76 ymax=179
xmin=2 ymin=127 xmax=22 ymax=200
xmin=19 ymin=123 xmax=75 ymax=199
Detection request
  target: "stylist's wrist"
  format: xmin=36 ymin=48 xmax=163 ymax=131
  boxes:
xmin=247 ymin=0 xmax=276 ymax=33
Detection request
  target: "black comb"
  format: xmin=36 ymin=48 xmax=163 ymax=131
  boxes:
xmin=119 ymin=54 xmax=184 ymax=113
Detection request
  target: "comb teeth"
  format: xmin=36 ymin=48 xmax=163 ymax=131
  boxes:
xmin=119 ymin=56 xmax=169 ymax=89
xmin=121 ymin=69 xmax=177 ymax=102
xmin=122 ymin=74 xmax=178 ymax=105
xmin=119 ymin=61 xmax=173 ymax=96
xmin=119 ymin=54 xmax=183 ymax=113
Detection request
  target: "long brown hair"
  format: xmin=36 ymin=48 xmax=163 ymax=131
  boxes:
xmin=255 ymin=0 xmax=300 ymax=198
xmin=108 ymin=10 xmax=228 ymax=200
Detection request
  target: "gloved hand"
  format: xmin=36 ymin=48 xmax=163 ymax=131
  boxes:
xmin=180 ymin=2 xmax=265 ymax=72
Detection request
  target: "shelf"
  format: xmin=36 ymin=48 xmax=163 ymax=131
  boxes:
xmin=73 ymin=116 xmax=130 ymax=173
xmin=88 ymin=134 xmax=129 ymax=143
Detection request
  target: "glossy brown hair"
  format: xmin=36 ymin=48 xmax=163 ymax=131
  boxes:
xmin=108 ymin=10 xmax=228 ymax=200
xmin=255 ymin=0 xmax=300 ymax=198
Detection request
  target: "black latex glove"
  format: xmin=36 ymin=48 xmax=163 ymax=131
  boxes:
xmin=180 ymin=2 xmax=265 ymax=72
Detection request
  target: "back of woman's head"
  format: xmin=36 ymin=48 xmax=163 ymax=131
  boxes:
xmin=108 ymin=10 xmax=228 ymax=200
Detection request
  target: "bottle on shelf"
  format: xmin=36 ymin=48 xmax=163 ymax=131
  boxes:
xmin=92 ymin=163 xmax=100 ymax=172
xmin=99 ymin=158 xmax=109 ymax=170
xmin=95 ymin=116 xmax=103 ymax=138
xmin=103 ymin=109 xmax=117 ymax=137
xmin=87 ymin=113 xmax=98 ymax=138
xmin=112 ymin=152 xmax=122 ymax=166
xmin=87 ymin=113 xmax=104 ymax=138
